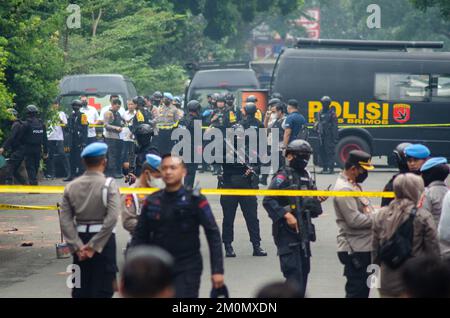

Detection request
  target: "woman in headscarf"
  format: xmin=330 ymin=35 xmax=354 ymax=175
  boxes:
xmin=372 ymin=173 xmax=439 ymax=298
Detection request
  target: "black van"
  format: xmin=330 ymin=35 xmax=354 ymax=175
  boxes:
xmin=271 ymin=39 xmax=450 ymax=167
xmin=185 ymin=62 xmax=260 ymax=110
xmin=58 ymin=74 xmax=138 ymax=112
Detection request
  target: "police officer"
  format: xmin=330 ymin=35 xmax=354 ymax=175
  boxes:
xmin=179 ymin=100 xmax=202 ymax=188
xmin=129 ymin=123 xmax=160 ymax=181
xmin=60 ymin=142 xmax=121 ymax=298
xmin=131 ymin=96 xmax=153 ymax=134
xmin=122 ymin=154 xmax=163 ymax=236
xmin=225 ymin=93 xmax=235 ymax=109
xmin=381 ymin=142 xmax=412 ymax=207
xmin=315 ymin=96 xmax=338 ymax=174
xmin=131 ymin=154 xmax=225 ymax=298
xmin=64 ymin=100 xmax=88 ymax=182
xmin=219 ymin=102 xmax=267 ymax=258
xmin=209 ymin=94 xmax=236 ymax=175
xmin=22 ymin=105 xmax=48 ymax=185
xmin=245 ymin=95 xmax=263 ymax=122
xmin=333 ymin=150 xmax=375 ymax=298
xmin=404 ymin=144 xmax=431 ymax=174
xmin=155 ymin=93 xmax=181 ymax=155
xmin=0 ymin=109 xmax=27 ymax=185
xmin=263 ymin=140 xmax=323 ymax=297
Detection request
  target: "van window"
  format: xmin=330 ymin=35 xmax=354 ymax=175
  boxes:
xmin=432 ymin=75 xmax=450 ymax=102
xmin=375 ymin=73 xmax=431 ymax=102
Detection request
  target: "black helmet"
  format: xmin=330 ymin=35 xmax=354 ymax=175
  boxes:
xmin=246 ymin=95 xmax=257 ymax=103
xmin=133 ymin=96 xmax=146 ymax=108
xmin=268 ymin=98 xmax=281 ymax=107
xmin=152 ymin=91 xmax=163 ymax=99
xmin=271 ymin=92 xmax=283 ymax=100
xmin=26 ymin=105 xmax=39 ymax=114
xmin=321 ymin=96 xmax=332 ymax=103
xmin=244 ymin=102 xmax=257 ymax=115
xmin=225 ymin=93 xmax=235 ymax=101
xmin=393 ymin=142 xmax=412 ymax=172
xmin=187 ymin=100 xmax=201 ymax=113
xmin=71 ymin=100 xmax=82 ymax=108
xmin=216 ymin=94 xmax=226 ymax=103
xmin=135 ymin=124 xmax=153 ymax=147
xmin=286 ymin=140 xmax=313 ymax=157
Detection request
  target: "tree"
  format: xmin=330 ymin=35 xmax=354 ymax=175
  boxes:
xmin=410 ymin=0 xmax=450 ymax=20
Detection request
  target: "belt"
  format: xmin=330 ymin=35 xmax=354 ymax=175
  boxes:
xmin=76 ymin=224 xmax=118 ymax=234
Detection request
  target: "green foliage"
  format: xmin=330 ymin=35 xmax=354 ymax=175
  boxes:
xmin=411 ymin=0 xmax=450 ymax=20
xmin=316 ymin=0 xmax=450 ymax=48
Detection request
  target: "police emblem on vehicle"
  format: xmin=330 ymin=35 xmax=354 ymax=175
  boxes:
xmin=393 ymin=104 xmax=411 ymax=124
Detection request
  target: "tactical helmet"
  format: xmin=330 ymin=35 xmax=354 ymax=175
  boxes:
xmin=321 ymin=96 xmax=332 ymax=103
xmin=286 ymin=139 xmax=313 ymax=157
xmin=152 ymin=91 xmax=163 ymax=100
xmin=71 ymin=100 xmax=83 ymax=109
xmin=246 ymin=95 xmax=257 ymax=103
xmin=225 ymin=93 xmax=235 ymax=101
xmin=133 ymin=96 xmax=146 ymax=108
xmin=244 ymin=102 xmax=257 ymax=115
xmin=187 ymin=100 xmax=201 ymax=113
xmin=26 ymin=105 xmax=39 ymax=114
xmin=134 ymin=124 xmax=153 ymax=147
xmin=216 ymin=94 xmax=226 ymax=103
xmin=271 ymin=92 xmax=283 ymax=100
xmin=393 ymin=142 xmax=412 ymax=172
xmin=173 ymin=96 xmax=182 ymax=106
xmin=212 ymin=93 xmax=220 ymax=101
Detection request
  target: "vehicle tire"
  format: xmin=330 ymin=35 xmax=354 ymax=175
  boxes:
xmin=335 ymin=136 xmax=371 ymax=168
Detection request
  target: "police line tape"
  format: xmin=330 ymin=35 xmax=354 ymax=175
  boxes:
xmin=60 ymin=123 xmax=450 ymax=130
xmin=0 ymin=204 xmax=58 ymax=210
xmin=0 ymin=185 xmax=395 ymax=198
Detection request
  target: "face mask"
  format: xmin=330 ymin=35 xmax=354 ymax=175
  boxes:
xmin=355 ymin=170 xmax=368 ymax=184
xmin=82 ymin=101 xmax=88 ymax=107
xmin=289 ymin=156 xmax=309 ymax=171
xmin=323 ymin=102 xmax=330 ymax=112
xmin=148 ymin=176 xmax=164 ymax=189
xmin=164 ymin=101 xmax=171 ymax=106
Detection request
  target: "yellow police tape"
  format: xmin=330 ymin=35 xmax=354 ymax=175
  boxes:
xmin=0 ymin=204 xmax=58 ymax=210
xmin=0 ymin=185 xmax=395 ymax=198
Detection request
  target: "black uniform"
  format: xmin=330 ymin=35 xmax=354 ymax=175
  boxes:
xmin=23 ymin=117 xmax=48 ymax=185
xmin=220 ymin=115 xmax=263 ymax=247
xmin=67 ymin=110 xmax=88 ymax=178
xmin=263 ymin=167 xmax=322 ymax=297
xmin=131 ymin=187 xmax=224 ymax=298
xmin=131 ymin=109 xmax=153 ymax=134
xmin=316 ymin=109 xmax=338 ymax=173
xmin=179 ymin=112 xmax=201 ymax=188
xmin=1 ymin=119 xmax=27 ymax=184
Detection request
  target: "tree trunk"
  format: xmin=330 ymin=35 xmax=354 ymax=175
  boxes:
xmin=92 ymin=8 xmax=103 ymax=37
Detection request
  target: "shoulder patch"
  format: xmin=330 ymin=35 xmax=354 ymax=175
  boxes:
xmin=136 ymin=111 xmax=144 ymax=122
xmin=229 ymin=111 xmax=236 ymax=123
xmin=81 ymin=114 xmax=88 ymax=125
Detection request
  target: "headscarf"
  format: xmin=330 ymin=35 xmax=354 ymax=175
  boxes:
xmin=382 ymin=173 xmax=425 ymax=239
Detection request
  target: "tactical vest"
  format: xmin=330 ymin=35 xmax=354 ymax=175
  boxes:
xmin=111 ymin=110 xmax=123 ymax=127
xmin=25 ymin=118 xmax=44 ymax=146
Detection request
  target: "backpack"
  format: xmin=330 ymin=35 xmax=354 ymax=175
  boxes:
xmin=378 ymin=208 xmax=417 ymax=269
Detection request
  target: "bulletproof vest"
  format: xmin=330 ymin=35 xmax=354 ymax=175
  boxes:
xmin=25 ymin=118 xmax=44 ymax=146
xmin=145 ymin=190 xmax=201 ymax=258
xmin=111 ymin=110 xmax=123 ymax=127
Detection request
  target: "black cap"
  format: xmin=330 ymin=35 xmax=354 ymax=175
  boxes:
xmin=287 ymin=99 xmax=299 ymax=108
xmin=346 ymin=150 xmax=374 ymax=170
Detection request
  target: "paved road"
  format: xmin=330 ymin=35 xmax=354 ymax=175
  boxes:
xmin=0 ymin=165 xmax=394 ymax=298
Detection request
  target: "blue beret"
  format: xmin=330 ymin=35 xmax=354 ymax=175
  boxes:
xmin=405 ymin=144 xmax=431 ymax=159
xmin=81 ymin=142 xmax=108 ymax=158
xmin=146 ymin=154 xmax=162 ymax=171
xmin=420 ymin=157 xmax=448 ymax=172
xmin=163 ymin=92 xmax=173 ymax=100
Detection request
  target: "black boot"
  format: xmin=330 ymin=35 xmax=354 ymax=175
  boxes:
xmin=253 ymin=244 xmax=267 ymax=257
xmin=224 ymin=243 xmax=236 ymax=258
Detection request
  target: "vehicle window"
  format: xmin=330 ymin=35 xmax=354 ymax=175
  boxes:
xmin=190 ymin=88 xmax=234 ymax=107
xmin=59 ymin=94 xmax=125 ymax=114
xmin=375 ymin=73 xmax=430 ymax=102
xmin=432 ymin=75 xmax=450 ymax=102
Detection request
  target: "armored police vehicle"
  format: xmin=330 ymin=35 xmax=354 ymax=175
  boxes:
xmin=271 ymin=39 xmax=450 ymax=167
xmin=185 ymin=61 xmax=260 ymax=111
